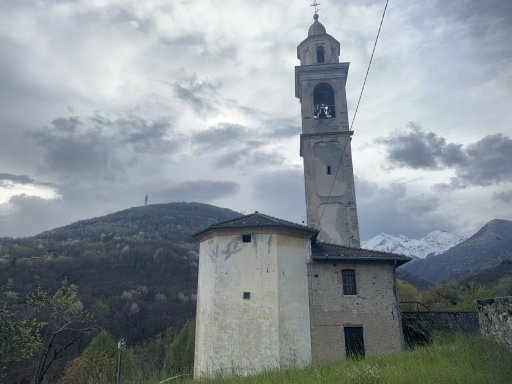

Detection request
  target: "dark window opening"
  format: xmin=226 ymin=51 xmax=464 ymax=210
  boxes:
xmin=242 ymin=234 xmax=251 ymax=243
xmin=327 ymin=165 xmax=332 ymax=175
xmin=342 ymin=269 xmax=356 ymax=295
xmin=344 ymin=326 xmax=365 ymax=359
xmin=243 ymin=292 xmax=251 ymax=300
xmin=313 ymin=83 xmax=335 ymax=119
xmin=316 ymin=46 xmax=325 ymax=63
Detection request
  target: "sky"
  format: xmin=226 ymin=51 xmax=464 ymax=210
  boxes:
xmin=0 ymin=0 xmax=511 ymax=241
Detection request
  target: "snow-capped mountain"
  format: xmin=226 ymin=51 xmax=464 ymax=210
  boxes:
xmin=362 ymin=230 xmax=466 ymax=259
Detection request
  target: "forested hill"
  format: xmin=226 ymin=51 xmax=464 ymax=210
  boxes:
xmin=0 ymin=202 xmax=241 ymax=344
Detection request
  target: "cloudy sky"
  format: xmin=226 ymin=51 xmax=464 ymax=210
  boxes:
xmin=0 ymin=0 xmax=511 ymax=240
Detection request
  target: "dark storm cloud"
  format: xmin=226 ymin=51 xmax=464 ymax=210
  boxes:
xmin=173 ymin=73 xmax=222 ymax=112
xmin=380 ymin=123 xmax=465 ymax=169
xmin=51 ymin=116 xmax=82 ymax=132
xmin=157 ymin=180 xmax=240 ymax=202
xmin=192 ymin=123 xmax=246 ymax=150
xmin=116 ymin=116 xmax=176 ymax=153
xmin=356 ymin=179 xmax=446 ymax=240
xmin=190 ymin=122 xmax=284 ymax=168
xmin=382 ymin=125 xmax=512 ymax=188
xmin=34 ymin=126 xmax=115 ymax=181
xmin=455 ymin=133 xmax=512 ymax=187
xmin=264 ymin=118 xmax=300 ymax=138
xmin=0 ymin=173 xmax=56 ymax=189
xmin=32 ymin=114 xmax=176 ymax=181
xmin=0 ymin=173 xmax=36 ymax=185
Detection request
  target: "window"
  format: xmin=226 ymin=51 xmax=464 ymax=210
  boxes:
xmin=327 ymin=165 xmax=332 ymax=175
xmin=313 ymin=83 xmax=335 ymax=118
xmin=342 ymin=269 xmax=356 ymax=295
xmin=242 ymin=234 xmax=251 ymax=243
xmin=316 ymin=46 xmax=325 ymax=63
xmin=243 ymin=292 xmax=251 ymax=300
xmin=344 ymin=326 xmax=365 ymax=359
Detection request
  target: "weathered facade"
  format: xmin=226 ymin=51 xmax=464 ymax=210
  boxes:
xmin=193 ymin=214 xmax=315 ymax=376
xmin=309 ymin=244 xmax=406 ymax=361
xmin=296 ymin=13 xmax=359 ymax=247
xmin=193 ymin=13 xmax=410 ymax=378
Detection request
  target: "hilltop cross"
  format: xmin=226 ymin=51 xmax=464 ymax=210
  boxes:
xmin=310 ymin=1 xmax=321 ymax=14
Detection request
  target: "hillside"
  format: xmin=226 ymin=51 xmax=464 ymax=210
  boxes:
xmin=461 ymin=260 xmax=512 ymax=286
xmin=396 ymin=268 xmax=433 ymax=291
xmin=404 ymin=219 xmax=512 ymax=283
xmin=0 ymin=202 xmax=241 ymax=344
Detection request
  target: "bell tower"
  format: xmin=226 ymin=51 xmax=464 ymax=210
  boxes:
xmin=295 ymin=13 xmax=360 ymax=247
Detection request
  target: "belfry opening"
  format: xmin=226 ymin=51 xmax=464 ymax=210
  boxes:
xmin=313 ymin=83 xmax=335 ymax=119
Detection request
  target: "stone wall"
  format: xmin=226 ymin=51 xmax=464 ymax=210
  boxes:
xmin=402 ymin=312 xmax=479 ymax=333
xmin=309 ymin=261 xmax=403 ymax=362
xmin=476 ymin=296 xmax=512 ymax=350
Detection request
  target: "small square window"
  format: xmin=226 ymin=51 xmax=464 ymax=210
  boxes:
xmin=243 ymin=292 xmax=251 ymax=300
xmin=242 ymin=234 xmax=252 ymax=243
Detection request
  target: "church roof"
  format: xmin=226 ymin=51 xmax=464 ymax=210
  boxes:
xmin=308 ymin=13 xmax=327 ymax=36
xmin=193 ymin=212 xmax=318 ymax=238
xmin=311 ymin=241 xmax=412 ymax=266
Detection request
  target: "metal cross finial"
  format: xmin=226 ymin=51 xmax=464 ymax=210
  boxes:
xmin=310 ymin=1 xmax=321 ymax=14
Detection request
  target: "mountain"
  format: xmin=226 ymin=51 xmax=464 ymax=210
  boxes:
xmin=403 ymin=219 xmax=512 ymax=283
xmin=0 ymin=202 xmax=241 ymax=344
xmin=396 ymin=268 xmax=434 ymax=291
xmin=460 ymin=260 xmax=512 ymax=286
xmin=362 ymin=230 xmax=466 ymax=259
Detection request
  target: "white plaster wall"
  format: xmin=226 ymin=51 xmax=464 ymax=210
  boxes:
xmin=276 ymin=235 xmax=312 ymax=368
xmin=194 ymin=230 xmax=312 ymax=377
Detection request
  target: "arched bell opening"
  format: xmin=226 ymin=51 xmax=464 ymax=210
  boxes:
xmin=313 ymin=83 xmax=335 ymax=119
xmin=316 ymin=46 xmax=325 ymax=63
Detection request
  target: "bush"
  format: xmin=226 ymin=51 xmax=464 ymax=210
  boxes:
xmin=163 ymin=320 xmax=195 ymax=376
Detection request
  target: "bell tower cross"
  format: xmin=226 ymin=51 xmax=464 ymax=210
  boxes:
xmin=295 ymin=13 xmax=360 ymax=247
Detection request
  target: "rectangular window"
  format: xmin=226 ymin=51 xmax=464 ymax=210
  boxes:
xmin=243 ymin=292 xmax=251 ymax=300
xmin=342 ymin=269 xmax=356 ymax=295
xmin=242 ymin=234 xmax=251 ymax=243
xmin=344 ymin=326 xmax=365 ymax=359
xmin=327 ymin=165 xmax=332 ymax=175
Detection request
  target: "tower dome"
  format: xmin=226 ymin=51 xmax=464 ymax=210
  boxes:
xmin=308 ymin=14 xmax=326 ymax=36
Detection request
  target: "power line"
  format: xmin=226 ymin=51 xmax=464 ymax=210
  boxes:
xmin=316 ymin=0 xmax=389 ymax=231
xmin=350 ymin=0 xmax=389 ymax=131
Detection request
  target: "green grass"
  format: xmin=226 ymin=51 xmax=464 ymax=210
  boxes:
xmin=185 ymin=333 xmax=512 ymax=384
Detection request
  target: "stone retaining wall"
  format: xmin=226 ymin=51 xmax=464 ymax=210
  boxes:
xmin=475 ymin=296 xmax=512 ymax=350
xmin=402 ymin=312 xmax=480 ymax=333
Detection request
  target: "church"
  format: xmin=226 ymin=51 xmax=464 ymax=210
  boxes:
xmin=193 ymin=12 xmax=411 ymax=377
